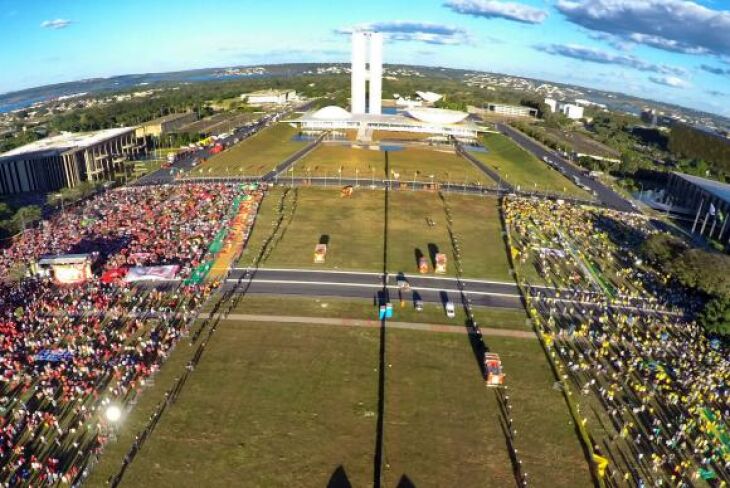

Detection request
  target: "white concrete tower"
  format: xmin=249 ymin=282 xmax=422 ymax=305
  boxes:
xmin=351 ymin=32 xmax=367 ymax=115
xmin=351 ymin=31 xmax=383 ymax=115
xmin=368 ymin=32 xmax=383 ymax=115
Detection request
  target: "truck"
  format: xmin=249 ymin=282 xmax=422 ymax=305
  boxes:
xmin=418 ymin=257 xmax=429 ymax=274
xmin=435 ymin=253 xmax=447 ymax=274
xmin=484 ymin=353 xmax=506 ymax=387
xmin=313 ymin=244 xmax=327 ymax=264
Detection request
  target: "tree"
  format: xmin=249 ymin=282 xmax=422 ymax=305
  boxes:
xmin=619 ymin=151 xmax=640 ymax=176
xmin=640 ymin=233 xmax=686 ymax=264
xmin=670 ymin=248 xmax=730 ymax=298
xmin=12 ymin=205 xmax=42 ymax=231
xmin=697 ymin=297 xmax=730 ymax=336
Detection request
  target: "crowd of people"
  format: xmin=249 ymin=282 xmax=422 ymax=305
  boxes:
xmin=0 ymin=183 xmax=260 ymax=486
xmin=505 ymin=197 xmax=729 ymax=487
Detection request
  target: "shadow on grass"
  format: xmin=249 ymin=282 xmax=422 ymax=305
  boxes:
xmin=326 ymin=465 xmax=352 ymax=488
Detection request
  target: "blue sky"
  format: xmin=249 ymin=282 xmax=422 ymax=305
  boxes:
xmin=2 ymin=0 xmax=730 ymax=116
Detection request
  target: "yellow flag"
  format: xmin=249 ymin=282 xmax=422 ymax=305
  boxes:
xmin=593 ymin=454 xmax=609 ymax=478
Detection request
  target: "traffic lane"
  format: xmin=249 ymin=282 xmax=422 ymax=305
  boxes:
xmin=135 ymin=124 xmax=267 ymax=184
xmin=220 ymin=280 xmax=524 ymax=310
xmin=135 ymin=112 xmax=283 ymax=184
xmin=496 ymin=123 xmax=635 ymax=213
xmin=228 ymin=268 xmax=521 ymax=294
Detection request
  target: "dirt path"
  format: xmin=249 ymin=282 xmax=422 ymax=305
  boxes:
xmin=198 ymin=312 xmax=536 ymax=338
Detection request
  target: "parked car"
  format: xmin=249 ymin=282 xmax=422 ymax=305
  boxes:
xmin=445 ymin=301 xmax=455 ymax=318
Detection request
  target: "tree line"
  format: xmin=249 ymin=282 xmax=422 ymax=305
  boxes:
xmin=668 ymin=124 xmax=730 ymax=180
xmin=641 ymin=233 xmax=730 ymax=336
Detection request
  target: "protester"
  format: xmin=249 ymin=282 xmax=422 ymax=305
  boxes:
xmin=506 ymin=197 xmax=730 ymax=486
xmin=0 ymin=182 xmax=264 ymax=486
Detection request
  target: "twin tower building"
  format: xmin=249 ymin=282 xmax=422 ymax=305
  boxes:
xmin=350 ymin=31 xmax=383 ymax=116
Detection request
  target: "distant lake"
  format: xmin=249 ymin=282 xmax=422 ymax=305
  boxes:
xmin=0 ymin=97 xmax=48 ymax=114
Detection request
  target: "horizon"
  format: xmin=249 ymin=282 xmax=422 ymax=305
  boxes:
xmin=4 ymin=61 xmax=728 ymax=124
xmin=2 ymin=0 xmax=730 ymax=117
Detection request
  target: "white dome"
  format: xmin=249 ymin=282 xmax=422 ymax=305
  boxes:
xmin=405 ymin=107 xmax=468 ymax=125
xmin=311 ymin=106 xmax=352 ymax=120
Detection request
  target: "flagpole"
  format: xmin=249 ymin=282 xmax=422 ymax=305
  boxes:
xmin=692 ymin=198 xmax=704 ymax=234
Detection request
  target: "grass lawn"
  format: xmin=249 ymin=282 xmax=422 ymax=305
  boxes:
xmin=388 ymin=147 xmax=493 ymax=187
xmin=293 ymin=144 xmax=384 ymax=178
xmin=473 ymin=133 xmax=589 ymax=198
xmin=247 ymin=186 xmax=386 ymax=271
xmin=239 ymin=187 xmax=511 ymax=280
xmin=384 ymin=330 xmax=591 ymax=487
xmin=199 ymin=123 xmax=305 ymax=176
xmin=100 ymin=323 xmax=379 ymax=488
xmin=294 ymin=144 xmax=492 ymax=186
xmin=88 ymin=317 xmax=588 ymax=488
xmin=215 ymin=295 xmax=529 ymax=330
xmin=387 ymin=191 xmax=511 ymax=280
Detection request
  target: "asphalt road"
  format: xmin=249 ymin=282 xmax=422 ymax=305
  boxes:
xmin=223 ymin=268 xmax=525 ymax=310
xmin=133 ymin=105 xmax=308 ymax=186
xmin=496 ymin=123 xmax=637 ymax=213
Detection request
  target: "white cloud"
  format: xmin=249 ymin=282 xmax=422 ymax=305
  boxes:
xmin=337 ymin=21 xmax=470 ymax=45
xmin=445 ymin=0 xmax=548 ymax=25
xmin=648 ymin=75 xmax=690 ymax=88
xmin=556 ymin=0 xmax=730 ymax=57
xmin=536 ymin=44 xmax=686 ymax=76
xmin=41 ymin=19 xmax=73 ymax=30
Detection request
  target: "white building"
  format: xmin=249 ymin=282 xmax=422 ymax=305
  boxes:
xmin=486 ymin=103 xmax=537 ymax=118
xmin=560 ymin=103 xmax=584 ymax=120
xmin=290 ymin=105 xmax=479 ymax=139
xmin=288 ymin=31 xmax=480 ymax=140
xmin=241 ymin=89 xmax=297 ymax=105
xmin=351 ymin=31 xmax=383 ymax=115
xmin=416 ymin=91 xmax=443 ymax=104
xmin=544 ymin=98 xmax=584 ymax=120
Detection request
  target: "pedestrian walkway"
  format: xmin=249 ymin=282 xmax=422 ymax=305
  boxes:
xmin=198 ymin=312 xmax=536 ymax=338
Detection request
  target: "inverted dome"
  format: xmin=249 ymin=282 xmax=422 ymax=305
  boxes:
xmin=405 ymin=107 xmax=468 ymax=125
xmin=311 ymin=106 xmax=352 ymax=120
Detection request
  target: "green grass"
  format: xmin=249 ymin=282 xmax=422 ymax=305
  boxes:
xmin=239 ymin=187 xmax=512 ymax=280
xmin=213 ymin=295 xmax=529 ymax=330
xmin=387 ymin=191 xmax=511 ymax=280
xmin=384 ymin=330 xmax=591 ymax=487
xmin=473 ymin=133 xmax=590 ymax=198
xmin=293 ymin=144 xmax=384 ymax=178
xmin=102 ymin=323 xmax=379 ymax=488
xmin=246 ymin=186 xmax=386 ymax=271
xmin=294 ymin=144 xmax=492 ymax=185
xmin=198 ymin=123 xmax=305 ymax=176
xmin=89 ymin=319 xmax=589 ymax=488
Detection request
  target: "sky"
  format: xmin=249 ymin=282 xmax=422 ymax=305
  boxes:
xmin=2 ymin=0 xmax=730 ymax=117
